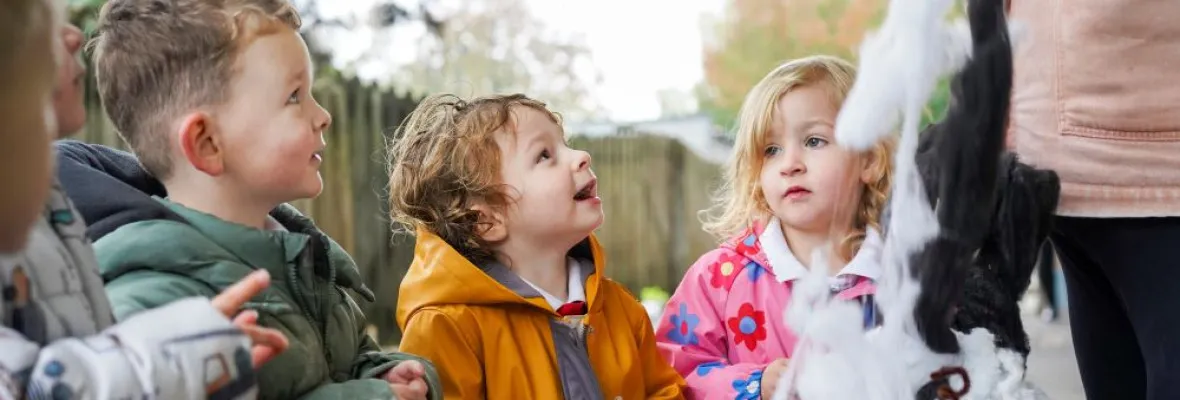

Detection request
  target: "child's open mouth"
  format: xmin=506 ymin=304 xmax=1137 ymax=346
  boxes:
xmin=574 ymin=179 xmax=598 ymax=201
xmin=312 ymin=150 xmax=324 ymax=163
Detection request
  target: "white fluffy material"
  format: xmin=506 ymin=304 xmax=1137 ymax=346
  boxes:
xmin=774 ymin=266 xmax=1049 ymax=399
xmin=767 ymin=0 xmax=1046 ymax=397
xmin=834 ymin=0 xmax=972 ymax=152
xmin=773 ymin=250 xmax=922 ymax=400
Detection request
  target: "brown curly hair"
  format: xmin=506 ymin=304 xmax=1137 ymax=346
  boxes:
xmin=387 ymin=93 xmax=561 ymax=264
xmin=701 ymin=55 xmax=895 ymax=263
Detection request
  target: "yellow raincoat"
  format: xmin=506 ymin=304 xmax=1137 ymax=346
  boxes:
xmin=396 ymin=228 xmax=686 ymax=399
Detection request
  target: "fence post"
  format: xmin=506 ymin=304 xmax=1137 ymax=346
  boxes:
xmin=666 ymin=141 xmax=687 ymax=290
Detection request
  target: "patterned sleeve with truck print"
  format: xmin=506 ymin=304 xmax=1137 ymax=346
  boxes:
xmin=0 ymin=181 xmax=261 ymax=399
xmin=0 ymin=295 xmax=259 ymax=399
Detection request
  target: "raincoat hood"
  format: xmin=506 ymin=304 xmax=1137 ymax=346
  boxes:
xmin=397 ymin=226 xmax=607 ymax=324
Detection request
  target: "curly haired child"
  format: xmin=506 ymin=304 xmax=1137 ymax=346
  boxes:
xmin=654 ymin=55 xmax=895 ymax=399
xmin=390 ymin=93 xmax=686 ymax=399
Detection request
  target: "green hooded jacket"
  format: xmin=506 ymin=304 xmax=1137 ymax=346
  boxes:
xmin=94 ymin=199 xmax=442 ymax=399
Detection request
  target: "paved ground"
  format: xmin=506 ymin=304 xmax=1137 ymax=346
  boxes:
xmin=1020 ymin=261 xmax=1085 ymax=399
xmin=1024 ymin=313 xmax=1084 ymax=399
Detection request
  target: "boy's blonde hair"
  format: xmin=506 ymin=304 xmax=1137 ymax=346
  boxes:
xmin=702 ymin=55 xmax=894 ymax=262
xmin=388 ymin=94 xmax=562 ymax=264
xmin=90 ymin=0 xmax=300 ymax=179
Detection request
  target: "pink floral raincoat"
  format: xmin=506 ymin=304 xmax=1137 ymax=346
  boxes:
xmin=655 ymin=219 xmax=884 ymax=399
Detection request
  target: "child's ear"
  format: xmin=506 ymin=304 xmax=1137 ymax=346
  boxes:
xmin=470 ymin=203 xmax=507 ymax=243
xmin=177 ymin=111 xmax=224 ymax=176
xmin=859 ymin=148 xmax=884 ymax=184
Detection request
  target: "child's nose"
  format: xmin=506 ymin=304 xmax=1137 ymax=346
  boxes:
xmin=779 ymin=150 xmax=805 ymax=176
xmin=573 ymin=150 xmax=591 ymax=171
xmin=314 ymin=102 xmax=332 ymax=131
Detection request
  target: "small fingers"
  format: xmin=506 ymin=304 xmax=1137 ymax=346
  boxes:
xmin=407 ymin=380 xmax=429 ymax=399
xmin=245 ymin=325 xmax=288 ymax=368
xmin=211 ymin=270 xmax=271 ymax=316
xmin=390 ymin=382 xmax=429 ymax=400
xmin=395 ymin=360 xmax=426 ymax=379
xmin=383 ymin=368 xmax=404 ymax=384
xmin=251 ymin=345 xmax=279 ymax=368
xmin=242 ymin=325 xmax=289 ymax=353
xmin=232 ymin=310 xmax=259 ymax=326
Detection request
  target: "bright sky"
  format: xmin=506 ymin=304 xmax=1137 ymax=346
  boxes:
xmin=316 ymin=0 xmax=726 ymax=123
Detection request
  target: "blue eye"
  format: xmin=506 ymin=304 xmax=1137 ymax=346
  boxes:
xmin=763 ymin=145 xmax=781 ymax=157
xmin=537 ymin=149 xmax=552 ymax=163
xmin=287 ymin=89 xmax=301 ymax=105
xmin=805 ymin=136 xmax=828 ymax=148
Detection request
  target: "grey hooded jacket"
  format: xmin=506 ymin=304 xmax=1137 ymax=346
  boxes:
xmin=0 ymin=179 xmax=258 ymax=399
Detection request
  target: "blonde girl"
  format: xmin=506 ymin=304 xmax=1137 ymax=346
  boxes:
xmin=654 ymin=55 xmax=895 ymax=399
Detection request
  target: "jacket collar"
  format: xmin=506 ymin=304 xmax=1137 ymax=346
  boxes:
xmin=156 ymin=198 xmax=374 ymax=301
xmin=758 ymin=218 xmax=883 ymax=284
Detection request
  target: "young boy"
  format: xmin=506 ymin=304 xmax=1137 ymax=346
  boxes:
xmin=2 ymin=0 xmax=288 ymax=398
xmin=389 ymin=94 xmax=686 ymax=399
xmin=73 ymin=0 xmax=440 ymax=398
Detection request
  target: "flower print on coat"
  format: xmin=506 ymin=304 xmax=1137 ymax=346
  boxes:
xmin=666 ymin=303 xmax=700 ymax=345
xmin=727 ymin=303 xmax=767 ymax=351
xmin=695 ymin=361 xmax=725 ymax=377
xmin=732 ymin=370 xmax=763 ymax=400
xmin=732 ymin=232 xmax=761 ymax=258
xmin=745 ymin=261 xmax=765 ymax=283
xmin=657 ymin=224 xmax=885 ymax=400
xmin=709 ymin=252 xmax=746 ymax=289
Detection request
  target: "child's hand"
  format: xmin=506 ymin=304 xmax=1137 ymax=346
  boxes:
xmin=760 ymin=358 xmax=790 ymax=399
xmin=212 ymin=270 xmax=290 ymax=368
xmin=385 ymin=361 xmax=429 ymax=400
xmin=389 ymin=382 xmax=428 ymax=400
xmin=228 ymin=310 xmax=289 ymax=368
xmin=384 ymin=360 xmax=426 ymax=384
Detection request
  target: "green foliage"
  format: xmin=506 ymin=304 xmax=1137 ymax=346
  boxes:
xmin=640 ymin=286 xmax=671 ymax=303
xmin=699 ymin=0 xmax=882 ymax=134
xmin=68 ymin=0 xmax=105 ymax=35
xmin=922 ymin=77 xmax=952 ymax=129
xmin=700 ymin=0 xmax=962 ymax=134
xmin=816 ymin=0 xmax=852 ymax=37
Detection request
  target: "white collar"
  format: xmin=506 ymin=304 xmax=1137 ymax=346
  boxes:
xmin=841 ymin=227 xmax=883 ymax=281
xmin=759 ymin=218 xmax=883 ymax=283
xmin=521 ymin=258 xmax=587 ymax=310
